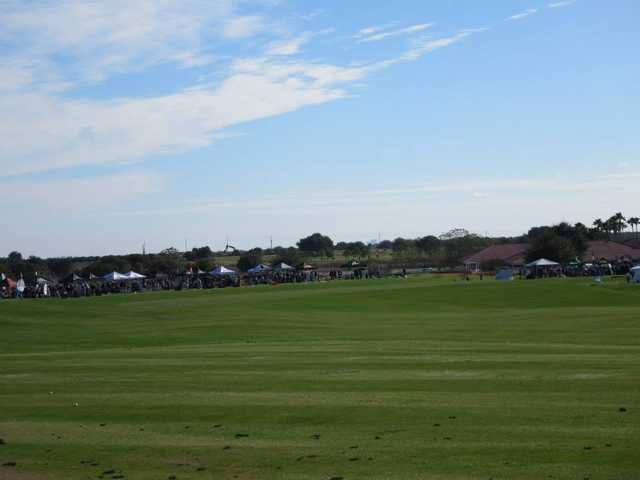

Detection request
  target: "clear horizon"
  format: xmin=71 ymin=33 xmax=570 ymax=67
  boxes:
xmin=1 ymin=0 xmax=638 ymax=258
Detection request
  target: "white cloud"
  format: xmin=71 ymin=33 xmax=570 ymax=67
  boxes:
xmin=506 ymin=8 xmax=539 ymax=21
xmin=400 ymin=32 xmax=473 ymax=61
xmin=0 ymin=59 xmax=367 ymax=177
xmin=0 ymin=0 xmax=486 ymax=179
xmin=354 ymin=23 xmax=399 ymax=39
xmin=106 ymin=173 xmax=640 ymax=223
xmin=265 ymin=33 xmax=313 ymax=56
xmin=356 ymin=23 xmax=434 ymax=43
xmin=0 ymin=21 xmax=484 ymax=178
xmin=0 ymin=60 xmax=35 ymax=91
xmin=298 ymin=9 xmax=325 ymax=22
xmin=1 ymin=171 xmax=164 ymax=213
xmin=0 ymin=1 xmax=256 ymax=85
xmin=549 ymin=0 xmax=576 ymax=8
xmin=223 ymin=15 xmax=265 ymax=39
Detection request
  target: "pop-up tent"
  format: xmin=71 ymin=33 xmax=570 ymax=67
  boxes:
xmin=526 ymin=258 xmax=560 ymax=268
xmin=272 ymin=262 xmax=294 ymax=272
xmin=124 ymin=271 xmax=146 ymax=280
xmin=102 ymin=271 xmax=129 ymax=281
xmin=209 ymin=265 xmax=237 ymax=276
xmin=495 ymin=267 xmax=514 ymax=281
xmin=631 ymin=266 xmax=640 ymax=283
xmin=64 ymin=273 xmax=85 ymax=283
xmin=248 ymin=264 xmax=270 ymax=274
xmin=341 ymin=260 xmax=361 ymax=269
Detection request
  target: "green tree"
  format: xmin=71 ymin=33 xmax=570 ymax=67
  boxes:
xmin=343 ymin=241 xmax=369 ymax=259
xmin=237 ymin=248 xmax=264 ymax=272
xmin=528 ymin=222 xmax=588 ymax=258
xmin=185 ymin=246 xmax=214 ymax=261
xmin=376 ymin=240 xmax=393 ymax=250
xmin=392 ymin=237 xmax=413 ymax=253
xmin=416 ymin=236 xmax=441 ymax=256
xmin=297 ymin=233 xmax=334 ymax=258
xmin=609 ymin=212 xmax=627 ymax=234
xmin=7 ymin=251 xmax=22 ymax=263
xmin=526 ymin=232 xmax=576 ymax=264
xmin=273 ymin=247 xmax=305 ymax=267
xmin=46 ymin=258 xmax=74 ymax=280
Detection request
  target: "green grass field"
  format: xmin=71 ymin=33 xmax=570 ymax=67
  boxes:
xmin=1 ymin=276 xmax=639 ymax=480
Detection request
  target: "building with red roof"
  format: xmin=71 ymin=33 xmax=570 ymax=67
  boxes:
xmin=464 ymin=240 xmax=640 ymax=272
xmin=463 ymin=244 xmax=529 ymax=272
xmin=582 ymin=240 xmax=640 ymax=262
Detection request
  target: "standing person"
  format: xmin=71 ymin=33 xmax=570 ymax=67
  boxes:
xmin=16 ymin=276 xmax=25 ymax=299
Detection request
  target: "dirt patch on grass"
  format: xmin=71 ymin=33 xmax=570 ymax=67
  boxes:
xmin=0 ymin=469 xmax=51 ymax=480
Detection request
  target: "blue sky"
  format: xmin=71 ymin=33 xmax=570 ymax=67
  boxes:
xmin=1 ymin=0 xmax=638 ymax=257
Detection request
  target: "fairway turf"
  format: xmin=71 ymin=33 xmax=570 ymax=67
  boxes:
xmin=1 ymin=276 xmax=639 ymax=479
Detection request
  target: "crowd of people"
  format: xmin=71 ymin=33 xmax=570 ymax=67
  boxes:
xmin=0 ymin=266 xmax=387 ymax=300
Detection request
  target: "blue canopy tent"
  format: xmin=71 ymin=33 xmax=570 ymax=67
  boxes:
xmin=495 ymin=268 xmax=514 ymax=281
xmin=209 ymin=266 xmax=237 ymax=276
xmin=102 ymin=271 xmax=129 ymax=281
xmin=248 ymin=264 xmax=271 ymax=274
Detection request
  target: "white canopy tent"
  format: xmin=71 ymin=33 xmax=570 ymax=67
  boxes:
xmin=102 ymin=271 xmax=129 ymax=281
xmin=209 ymin=265 xmax=237 ymax=276
xmin=124 ymin=271 xmax=146 ymax=280
xmin=248 ymin=264 xmax=270 ymax=274
xmin=526 ymin=258 xmax=560 ymax=268
xmin=272 ymin=262 xmax=294 ymax=272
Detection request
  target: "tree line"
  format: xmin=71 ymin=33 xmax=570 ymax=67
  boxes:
xmin=1 ymin=212 xmax=637 ymax=280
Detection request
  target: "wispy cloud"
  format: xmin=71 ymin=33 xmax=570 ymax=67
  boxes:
xmin=2 ymin=171 xmax=165 ymax=213
xmin=0 ymin=64 xmax=361 ymax=177
xmin=356 ymin=23 xmax=435 ymax=43
xmin=107 ymin=172 xmax=640 ymax=219
xmin=400 ymin=31 xmax=473 ymax=61
xmin=222 ymin=15 xmax=265 ymax=39
xmin=354 ymin=23 xmax=398 ymax=39
xmin=506 ymin=8 xmax=539 ymax=21
xmin=0 ymin=1 xmax=484 ymax=179
xmin=549 ymin=0 xmax=577 ymax=8
xmin=265 ymin=33 xmax=313 ymax=56
xmin=298 ymin=9 xmax=324 ymax=22
xmin=0 ymin=1 xmax=266 ymax=86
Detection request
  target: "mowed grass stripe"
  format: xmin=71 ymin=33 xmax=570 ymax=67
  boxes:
xmin=1 ymin=275 xmax=639 ymax=479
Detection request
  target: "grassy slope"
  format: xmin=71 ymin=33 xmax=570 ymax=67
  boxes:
xmin=1 ymin=276 xmax=639 ymax=480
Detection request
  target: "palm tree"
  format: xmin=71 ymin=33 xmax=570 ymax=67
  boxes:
xmin=593 ymin=218 xmax=604 ymax=232
xmin=614 ymin=212 xmax=627 ymax=234
xmin=605 ymin=213 xmax=627 ymax=236
xmin=629 ymin=217 xmax=640 ymax=240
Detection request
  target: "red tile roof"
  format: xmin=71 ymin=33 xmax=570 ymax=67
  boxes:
xmin=582 ymin=241 xmax=640 ymax=261
xmin=463 ymin=243 xmax=529 ymax=265
xmin=464 ymin=240 xmax=640 ymax=265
